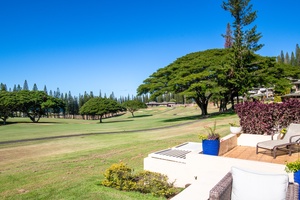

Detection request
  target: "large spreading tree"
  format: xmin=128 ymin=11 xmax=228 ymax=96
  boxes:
xmin=0 ymin=90 xmax=65 ymax=124
xmin=79 ymin=97 xmax=124 ymax=123
xmin=138 ymin=49 xmax=232 ymax=116
xmin=137 ymin=0 xmax=300 ymax=116
xmin=137 ymin=48 xmax=292 ymax=116
xmin=0 ymin=91 xmax=17 ymax=124
xmin=122 ymin=100 xmax=147 ymax=117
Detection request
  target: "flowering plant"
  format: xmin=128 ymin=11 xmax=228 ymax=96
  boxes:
xmin=199 ymin=120 xmax=220 ymax=141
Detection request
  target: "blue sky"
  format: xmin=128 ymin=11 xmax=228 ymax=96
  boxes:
xmin=0 ymin=0 xmax=299 ymax=98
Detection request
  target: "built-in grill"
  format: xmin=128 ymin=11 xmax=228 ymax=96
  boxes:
xmin=149 ymin=142 xmax=202 ymax=163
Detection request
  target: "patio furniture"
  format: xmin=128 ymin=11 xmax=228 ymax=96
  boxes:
xmin=256 ymin=123 xmax=300 ymax=158
xmin=209 ymin=167 xmax=299 ymax=200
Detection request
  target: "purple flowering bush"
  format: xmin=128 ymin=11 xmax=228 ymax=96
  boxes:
xmin=235 ymin=99 xmax=300 ymax=135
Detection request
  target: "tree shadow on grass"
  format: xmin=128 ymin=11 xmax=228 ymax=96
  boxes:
xmin=1 ymin=121 xmax=19 ymax=125
xmin=162 ymin=115 xmax=202 ymax=122
xmin=1 ymin=121 xmax=65 ymax=126
xmin=162 ymin=111 xmax=237 ymax=123
xmin=209 ymin=111 xmax=236 ymax=119
xmin=102 ymin=119 xmax=134 ymax=124
xmin=128 ymin=114 xmax=153 ymax=118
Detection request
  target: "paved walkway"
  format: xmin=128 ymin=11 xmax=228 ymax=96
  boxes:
xmin=223 ymin=145 xmax=300 ymax=164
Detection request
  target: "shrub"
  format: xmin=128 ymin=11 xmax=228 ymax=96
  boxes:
xmin=135 ymin=170 xmax=177 ymax=198
xmin=235 ymin=99 xmax=300 ymax=135
xmin=273 ymin=96 xmax=282 ymax=103
xmin=285 ymin=160 xmax=300 ymax=173
xmin=101 ymin=163 xmax=178 ymax=198
xmin=101 ymin=162 xmax=136 ymax=191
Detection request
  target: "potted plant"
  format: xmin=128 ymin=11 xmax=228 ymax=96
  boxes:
xmin=229 ymin=121 xmax=242 ymax=134
xmin=278 ymin=127 xmax=287 ymax=139
xmin=199 ymin=121 xmax=220 ymax=156
xmin=285 ymin=160 xmax=300 ymax=194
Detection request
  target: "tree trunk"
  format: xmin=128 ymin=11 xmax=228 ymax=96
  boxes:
xmin=200 ymin=103 xmax=208 ymax=116
xmin=230 ymin=92 xmax=235 ymax=110
xmin=194 ymin=96 xmax=210 ymax=116
xmin=1 ymin=117 xmax=7 ymax=125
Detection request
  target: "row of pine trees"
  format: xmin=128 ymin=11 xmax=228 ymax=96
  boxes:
xmin=277 ymin=44 xmax=300 ymax=66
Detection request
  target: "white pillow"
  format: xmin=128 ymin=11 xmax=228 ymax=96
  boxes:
xmin=231 ymin=167 xmax=289 ymax=200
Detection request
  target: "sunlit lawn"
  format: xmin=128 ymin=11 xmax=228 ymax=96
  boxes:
xmin=0 ymin=106 xmax=205 ymax=142
xmin=0 ymin=105 xmax=239 ymax=199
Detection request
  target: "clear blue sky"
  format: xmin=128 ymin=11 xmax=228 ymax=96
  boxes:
xmin=0 ymin=0 xmax=299 ymax=98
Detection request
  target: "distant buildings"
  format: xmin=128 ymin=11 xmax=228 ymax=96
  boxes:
xmin=282 ymin=80 xmax=300 ymax=100
xmin=249 ymin=87 xmax=274 ymax=100
xmin=146 ymin=101 xmax=176 ymax=107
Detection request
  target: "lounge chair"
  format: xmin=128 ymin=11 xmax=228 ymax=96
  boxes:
xmin=256 ymin=123 xmax=300 ymax=158
xmin=209 ymin=167 xmax=299 ymax=200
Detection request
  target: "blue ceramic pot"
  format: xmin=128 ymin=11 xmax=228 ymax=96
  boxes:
xmin=202 ymin=139 xmax=220 ymax=156
xmin=294 ymin=170 xmax=300 ymax=183
xmin=294 ymin=170 xmax=300 ymax=199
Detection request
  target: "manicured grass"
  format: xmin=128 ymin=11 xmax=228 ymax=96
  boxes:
xmin=0 ymin=105 xmax=239 ymax=199
xmin=0 ymin=106 xmax=204 ymax=142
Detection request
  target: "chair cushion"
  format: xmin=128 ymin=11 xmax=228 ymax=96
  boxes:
xmin=231 ymin=167 xmax=289 ymax=200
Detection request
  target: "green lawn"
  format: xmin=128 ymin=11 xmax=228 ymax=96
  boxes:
xmin=0 ymin=106 xmax=204 ymax=142
xmin=0 ymin=105 xmax=238 ymax=200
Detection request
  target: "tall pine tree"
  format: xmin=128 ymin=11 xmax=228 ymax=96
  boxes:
xmin=0 ymin=83 xmax=7 ymax=91
xmin=296 ymin=44 xmax=300 ymax=66
xmin=43 ymin=85 xmax=48 ymax=94
xmin=290 ymin=52 xmax=296 ymax=66
xmin=32 ymin=83 xmax=38 ymax=91
xmin=224 ymin=23 xmax=233 ymax=48
xmin=17 ymin=84 xmax=22 ymax=91
xmin=285 ymin=52 xmax=290 ymax=64
xmin=23 ymin=80 xmax=29 ymax=90
xmin=222 ymin=0 xmax=263 ymax=107
xmin=280 ymin=50 xmax=285 ymax=63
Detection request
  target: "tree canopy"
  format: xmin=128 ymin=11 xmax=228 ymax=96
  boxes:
xmin=0 ymin=90 xmax=65 ymax=124
xmin=137 ymin=48 xmax=298 ymax=116
xmin=122 ymin=100 xmax=147 ymax=117
xmin=0 ymin=91 xmax=17 ymax=124
xmin=138 ymin=49 xmax=232 ymax=115
xmin=79 ymin=97 xmax=124 ymax=123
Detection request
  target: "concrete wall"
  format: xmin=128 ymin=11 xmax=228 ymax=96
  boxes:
xmin=219 ymin=134 xmax=237 ymax=155
xmin=237 ymin=133 xmax=276 ymax=147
